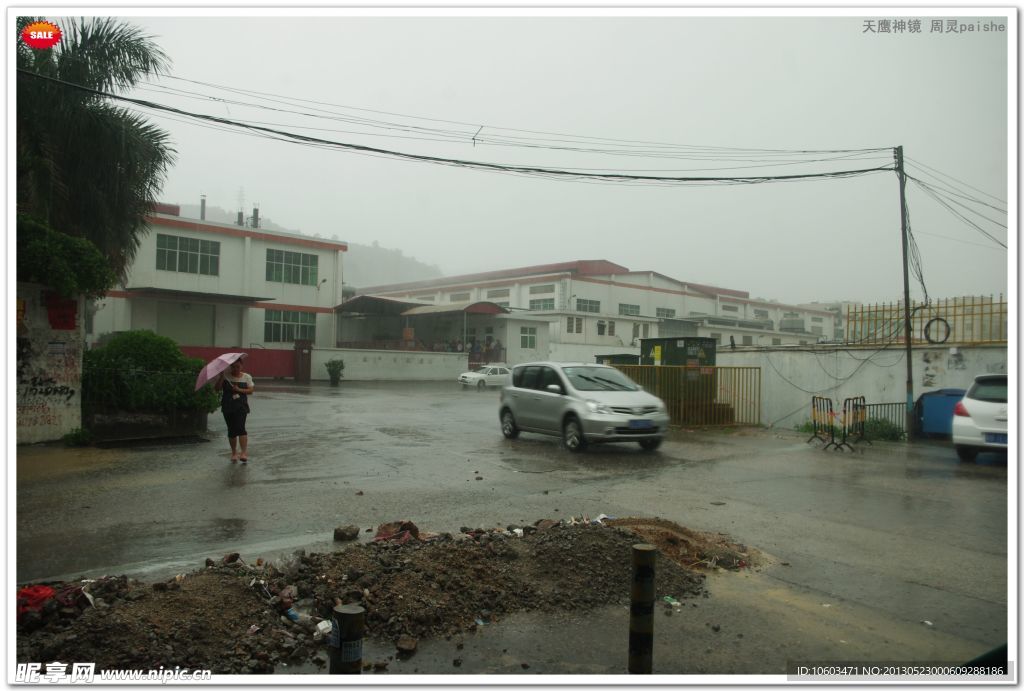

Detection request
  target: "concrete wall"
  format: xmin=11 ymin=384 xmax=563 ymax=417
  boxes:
xmin=716 ymin=344 xmax=1008 ymax=429
xmin=17 ymin=282 xmax=85 ymax=444
xmin=310 ymin=348 xmax=468 ymax=381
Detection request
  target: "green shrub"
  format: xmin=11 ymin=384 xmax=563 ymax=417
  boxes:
xmin=863 ymin=418 xmax=905 ymax=441
xmin=62 ymin=427 xmax=93 ymax=447
xmin=17 ymin=214 xmax=117 ymax=299
xmin=83 ymin=330 xmax=219 ymax=414
xmin=794 ymin=419 xmax=815 ymax=434
xmin=325 ymin=359 xmax=345 ymax=382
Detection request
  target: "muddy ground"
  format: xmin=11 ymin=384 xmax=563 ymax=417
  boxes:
xmin=17 ymin=518 xmax=755 ymax=674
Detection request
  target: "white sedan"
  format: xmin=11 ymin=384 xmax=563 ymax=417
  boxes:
xmin=458 ymin=365 xmax=511 ymax=390
xmin=952 ymin=374 xmax=1008 ymax=462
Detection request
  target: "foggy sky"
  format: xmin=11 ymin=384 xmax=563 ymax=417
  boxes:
xmin=73 ymin=10 xmax=1011 ymax=305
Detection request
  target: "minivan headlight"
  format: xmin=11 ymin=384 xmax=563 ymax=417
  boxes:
xmin=585 ymin=399 xmax=612 ymax=414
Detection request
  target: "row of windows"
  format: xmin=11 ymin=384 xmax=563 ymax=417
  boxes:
xmin=156 ymin=234 xmax=220 ymax=276
xmin=264 ymin=309 xmax=316 ymax=343
xmin=155 ymin=234 xmax=323 ymax=287
xmin=266 ymin=249 xmax=318 ymax=286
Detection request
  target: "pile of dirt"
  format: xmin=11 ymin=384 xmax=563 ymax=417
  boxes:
xmin=17 ymin=518 xmax=735 ymax=674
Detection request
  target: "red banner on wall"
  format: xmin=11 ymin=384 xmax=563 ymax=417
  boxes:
xmin=44 ymin=293 xmax=77 ymax=330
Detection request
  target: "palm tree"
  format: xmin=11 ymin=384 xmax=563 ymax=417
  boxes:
xmin=17 ymin=17 xmax=176 ymax=281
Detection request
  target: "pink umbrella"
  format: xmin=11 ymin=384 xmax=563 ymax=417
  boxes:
xmin=195 ymin=352 xmax=248 ymax=391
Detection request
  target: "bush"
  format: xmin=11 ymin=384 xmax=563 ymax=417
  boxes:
xmin=325 ymin=359 xmax=345 ymax=383
xmin=17 ymin=214 xmax=117 ymax=298
xmin=863 ymin=418 xmax=905 ymax=441
xmin=62 ymin=427 xmax=93 ymax=447
xmin=83 ymin=330 xmax=219 ymax=414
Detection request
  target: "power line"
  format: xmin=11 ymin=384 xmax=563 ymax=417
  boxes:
xmin=907 ymin=177 xmax=1008 ymax=249
xmin=155 ymin=73 xmax=892 ymax=159
xmin=21 ymin=69 xmax=895 ymax=187
xmin=905 ymin=155 xmax=1007 ymax=206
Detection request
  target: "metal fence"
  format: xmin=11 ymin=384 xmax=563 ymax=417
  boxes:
xmin=845 ymin=295 xmax=1007 ymax=345
xmin=863 ymin=402 xmax=906 ymax=435
xmin=614 ymin=365 xmax=761 ymax=426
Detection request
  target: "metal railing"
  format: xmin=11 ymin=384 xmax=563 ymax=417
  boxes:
xmin=614 ymin=365 xmax=761 ymax=426
xmin=845 ymin=295 xmax=1007 ymax=345
xmin=863 ymin=402 xmax=905 ymax=435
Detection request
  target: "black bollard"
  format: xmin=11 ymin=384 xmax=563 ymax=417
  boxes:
xmin=628 ymin=543 xmax=656 ymax=674
xmin=328 ymin=604 xmax=365 ymax=674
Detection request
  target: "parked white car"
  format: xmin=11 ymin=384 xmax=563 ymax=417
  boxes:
xmin=459 ymin=365 xmax=511 ymax=390
xmin=952 ymin=374 xmax=1008 ymax=462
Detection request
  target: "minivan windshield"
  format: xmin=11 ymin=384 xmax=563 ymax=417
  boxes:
xmin=563 ymin=366 xmax=639 ymax=392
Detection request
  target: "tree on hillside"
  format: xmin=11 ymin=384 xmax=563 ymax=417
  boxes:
xmin=17 ymin=17 xmax=176 ymax=286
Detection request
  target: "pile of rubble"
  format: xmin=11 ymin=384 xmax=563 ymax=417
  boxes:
xmin=17 ymin=517 xmax=750 ymax=674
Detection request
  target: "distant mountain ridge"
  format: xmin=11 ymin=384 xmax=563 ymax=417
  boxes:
xmin=174 ymin=203 xmax=443 ymax=290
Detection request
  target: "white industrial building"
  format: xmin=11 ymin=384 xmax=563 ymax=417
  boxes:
xmin=359 ymin=259 xmax=836 ymax=363
xmin=88 ymin=204 xmax=348 ymax=351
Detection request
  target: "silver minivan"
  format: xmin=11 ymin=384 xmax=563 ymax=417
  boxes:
xmin=498 ymin=361 xmax=670 ymax=452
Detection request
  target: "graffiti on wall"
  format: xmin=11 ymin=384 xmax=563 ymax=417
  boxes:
xmin=16 ymin=285 xmax=83 ymax=441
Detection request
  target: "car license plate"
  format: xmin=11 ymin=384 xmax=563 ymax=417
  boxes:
xmin=985 ymin=433 xmax=1008 ymax=444
xmin=629 ymin=419 xmax=653 ymax=430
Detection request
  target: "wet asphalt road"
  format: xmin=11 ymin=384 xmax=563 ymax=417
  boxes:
xmin=16 ymin=380 xmax=1010 ymax=675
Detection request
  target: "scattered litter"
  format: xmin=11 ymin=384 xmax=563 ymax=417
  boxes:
xmin=662 ymin=596 xmax=681 ymax=607
xmin=821 ymin=604 xmax=832 ymax=608
xmin=246 ymin=624 xmax=261 ymax=635
xmin=512 ymin=528 xmax=524 ymax=537
xmin=355 ymin=491 xmax=364 ymax=496
xmin=475 ymin=618 xmax=487 ymax=626
xmin=922 ymin=620 xmax=933 ymax=627
xmin=710 ymin=502 xmax=726 ymax=506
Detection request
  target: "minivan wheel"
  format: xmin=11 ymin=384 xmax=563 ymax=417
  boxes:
xmin=563 ymin=416 xmax=587 ymax=452
xmin=500 ymin=409 xmax=520 ymax=439
xmin=638 ymin=438 xmax=662 ymax=451
xmin=477 ymin=380 xmax=487 ymax=390
xmin=955 ymin=445 xmax=978 ymax=463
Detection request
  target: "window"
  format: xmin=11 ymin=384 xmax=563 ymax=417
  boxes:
xmin=567 ymin=317 xmax=583 ymax=333
xmin=494 ymin=302 xmax=509 ymax=308
xmin=577 ymin=298 xmax=600 ymax=313
xmin=742 ymin=335 xmax=753 ymax=345
xmin=754 ymin=308 xmax=769 ymax=319
xmin=811 ymin=316 xmax=823 ymax=323
xmin=722 ymin=304 xmax=739 ymax=312
xmin=266 ymin=249 xmax=318 ymax=285
xmin=264 ymin=309 xmax=316 ymax=343
xmin=156 ymin=234 xmax=220 ymax=276
xmin=811 ymin=326 xmax=823 ymax=335
xmin=772 ymin=338 xmax=782 ymax=345
xmin=656 ymin=307 xmax=676 ymax=319
xmin=608 ymin=320 xmax=615 ymax=336
xmin=619 ymin=303 xmax=640 ymax=316
xmin=529 ymin=284 xmax=554 ymax=294
xmin=710 ymin=332 xmax=722 ymax=343
xmin=632 ymin=323 xmax=641 ymax=339
xmin=529 ymin=299 xmax=554 ymax=311
xmin=487 ymin=288 xmax=510 ymax=299
xmin=597 ymin=320 xmax=607 ymax=336
xmin=642 ymin=323 xmax=650 ymax=338
xmin=450 ymin=292 xmax=470 ymax=302
xmin=414 ymin=294 xmax=435 ymax=302
xmin=520 ymin=326 xmax=537 ymax=349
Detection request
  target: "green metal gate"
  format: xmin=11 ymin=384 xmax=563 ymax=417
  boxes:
xmin=614 ymin=365 xmax=761 ymax=426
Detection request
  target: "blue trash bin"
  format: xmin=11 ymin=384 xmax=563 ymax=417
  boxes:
xmin=918 ymin=388 xmax=967 ymax=437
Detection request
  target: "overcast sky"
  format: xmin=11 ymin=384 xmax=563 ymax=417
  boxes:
xmin=59 ymin=9 xmax=1014 ymax=304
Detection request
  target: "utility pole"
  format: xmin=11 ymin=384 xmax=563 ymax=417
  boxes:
xmin=895 ymin=146 xmax=914 ymax=438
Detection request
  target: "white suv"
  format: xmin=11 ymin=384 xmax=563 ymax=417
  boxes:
xmin=951 ymin=374 xmax=1008 ymax=462
xmin=498 ymin=362 xmax=670 ymax=452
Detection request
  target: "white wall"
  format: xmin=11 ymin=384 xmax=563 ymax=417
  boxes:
xmin=310 ymin=348 xmax=468 ymax=381
xmin=17 ymin=282 xmax=84 ymax=443
xmin=716 ymin=344 xmax=1008 ymax=429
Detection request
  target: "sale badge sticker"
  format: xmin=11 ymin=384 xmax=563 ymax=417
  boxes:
xmin=21 ymin=20 xmax=62 ymax=50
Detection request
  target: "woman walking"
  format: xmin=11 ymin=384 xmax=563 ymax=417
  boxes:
xmin=215 ymin=358 xmax=255 ymax=462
